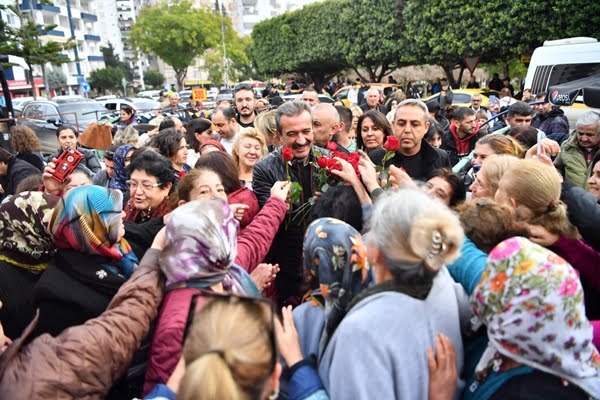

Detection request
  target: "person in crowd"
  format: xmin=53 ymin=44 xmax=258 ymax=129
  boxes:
xmin=466 ymin=237 xmax=600 ymax=400
xmin=164 ymin=93 xmax=190 ymax=123
xmin=63 ymin=165 xmax=94 ymax=192
xmin=255 ymin=109 xmax=281 ymax=152
xmin=31 ymin=186 xmax=138 ymax=338
xmin=212 ymin=105 xmax=240 ymax=154
xmin=0 ymin=234 xmax=164 ymax=399
xmin=554 ymin=110 xmax=600 ymax=188
xmin=502 ymin=77 xmax=515 ymax=96
xmin=360 ymin=88 xmax=386 ymax=114
xmin=437 ymin=79 xmax=453 ymax=110
xmin=143 ymin=199 xmax=265 ymax=395
xmin=312 ymin=104 xmax=342 ymax=149
xmin=184 ymin=118 xmax=213 ymax=167
xmin=112 ymin=104 xmax=137 ymax=134
xmin=507 ymin=125 xmax=538 ymax=152
xmin=466 ymin=75 xmax=479 ymax=89
xmin=471 ymin=134 xmax=523 ymax=167
xmin=124 ymin=151 xmax=173 ymax=224
xmin=422 ymin=168 xmax=466 ymax=207
xmin=588 ymin=151 xmax=600 ymax=201
xmin=148 ymin=128 xmax=190 ymax=185
xmin=0 ymin=192 xmax=58 ymax=339
xmin=113 ymin=125 xmax=139 ymax=147
xmin=427 ymin=101 xmax=450 ymax=131
xmin=469 ymin=94 xmax=491 ymax=123
xmin=493 ymin=102 xmax=535 ymax=135
xmin=310 ymin=186 xmax=364 ymax=232
xmin=0 ymin=147 xmax=41 ymax=200
xmin=370 ymin=99 xmax=451 ymax=181
xmin=234 ymin=83 xmax=257 ymax=128
xmin=349 ymin=106 xmax=363 ymax=141
xmin=470 ymin=154 xmax=520 ymax=199
xmin=109 ymin=144 xmax=136 ymax=194
xmin=232 ymin=128 xmax=268 ymax=190
xmin=301 ymin=87 xmax=320 ymax=107
xmin=198 ymin=139 xmax=227 ymax=157
xmin=475 ymin=111 xmax=490 ymax=135
xmin=13 ymin=174 xmax=42 ymax=194
xmin=93 ymin=144 xmax=119 ymax=188
xmin=45 ymin=126 xmax=101 ymax=174
xmin=318 ymin=189 xmax=468 ymax=399
xmin=253 ymin=101 xmax=330 ymax=307
xmin=169 ymin=295 xmax=280 ymax=400
xmin=488 ymin=73 xmax=503 ymax=92
xmin=333 ymin=105 xmax=356 ymax=152
xmin=355 ymin=110 xmax=392 ymax=153
xmin=267 ymin=85 xmax=284 ymax=107
xmin=531 ymin=93 xmax=570 ymax=144
xmin=347 ymin=82 xmax=359 ymax=107
xmin=441 ymin=107 xmax=486 ymax=167
xmin=9 ymin=125 xmax=44 ymax=171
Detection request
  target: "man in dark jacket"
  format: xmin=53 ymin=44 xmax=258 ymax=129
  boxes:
xmin=370 ymin=99 xmax=451 ymax=181
xmin=532 ymin=93 xmax=570 ymax=145
xmin=0 ymin=147 xmax=40 ymax=200
xmin=441 ymin=107 xmax=486 ymax=167
xmin=253 ymin=101 xmax=330 ymax=307
xmin=360 ymin=88 xmax=387 ymax=114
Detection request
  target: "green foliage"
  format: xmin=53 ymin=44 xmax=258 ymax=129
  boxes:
xmin=129 ymin=1 xmax=220 ymax=89
xmin=100 ymin=42 xmax=134 ymax=82
xmin=46 ymin=68 xmax=67 ymax=89
xmin=203 ymin=18 xmax=251 ymax=85
xmin=144 ymin=70 xmax=165 ymax=88
xmin=89 ymin=67 xmax=124 ymax=94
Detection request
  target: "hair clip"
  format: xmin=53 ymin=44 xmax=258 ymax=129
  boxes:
xmin=428 ymin=230 xmax=446 ymax=259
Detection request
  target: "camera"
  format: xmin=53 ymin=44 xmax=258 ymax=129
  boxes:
xmin=50 ymin=147 xmax=84 ymax=183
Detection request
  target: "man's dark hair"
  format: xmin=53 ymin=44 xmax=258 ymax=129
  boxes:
xmin=214 ymin=105 xmax=237 ymax=121
xmin=507 ymin=125 xmax=538 ymax=151
xmin=425 ymin=118 xmax=443 ymax=142
xmin=234 ymin=83 xmax=253 ymax=94
xmin=56 ymin=125 xmax=79 ymax=138
xmin=158 ymin=117 xmax=176 ymax=131
xmin=275 ymin=101 xmax=312 ymax=133
xmin=310 ymin=185 xmax=363 ymax=232
xmin=0 ymin=147 xmax=13 ymax=163
xmin=126 ymin=150 xmax=173 ymax=189
xmin=454 ymin=107 xmax=476 ymax=122
xmin=507 ymin=102 xmax=533 ymax=118
xmin=148 ymin=128 xmax=184 ymax=159
xmin=194 ymin=151 xmax=242 ymax=194
xmin=335 ymin=105 xmax=352 ymax=133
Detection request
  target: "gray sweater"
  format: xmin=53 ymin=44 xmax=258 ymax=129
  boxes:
xmin=319 ymin=268 xmax=471 ymax=400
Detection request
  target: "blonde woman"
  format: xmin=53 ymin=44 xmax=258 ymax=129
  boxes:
xmin=232 ymin=128 xmax=268 ymax=190
xmin=470 ymin=154 xmax=519 ymax=199
xmin=255 ymin=110 xmax=280 ymax=151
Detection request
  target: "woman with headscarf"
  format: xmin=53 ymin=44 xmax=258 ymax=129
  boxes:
xmin=109 ymin=144 xmax=136 ymax=194
xmin=143 ymin=199 xmax=259 ymax=395
xmin=31 ymin=185 xmax=138 ymax=338
xmin=465 ymin=237 xmax=600 ymax=400
xmin=0 ymin=192 xmax=58 ymax=339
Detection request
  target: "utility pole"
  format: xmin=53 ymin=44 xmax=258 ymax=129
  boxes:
xmin=219 ymin=2 xmax=228 ymax=88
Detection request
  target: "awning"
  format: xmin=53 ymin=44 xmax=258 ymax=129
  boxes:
xmin=547 ymin=75 xmax=600 ymax=108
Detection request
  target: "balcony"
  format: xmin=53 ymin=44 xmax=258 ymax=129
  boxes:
xmin=84 ymin=34 xmax=101 ymax=41
xmin=80 ymin=12 xmax=98 ymax=21
xmin=40 ymin=29 xmax=65 ymax=37
xmin=87 ymin=55 xmax=105 ymax=62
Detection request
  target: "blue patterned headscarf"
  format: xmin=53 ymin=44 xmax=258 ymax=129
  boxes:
xmin=160 ymin=199 xmax=259 ymax=296
xmin=303 ymin=218 xmax=370 ymax=353
xmin=109 ymin=144 xmax=135 ymax=192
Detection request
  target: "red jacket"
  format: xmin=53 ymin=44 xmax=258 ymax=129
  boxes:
xmin=228 ymin=187 xmax=260 ymax=233
xmin=142 ymin=196 xmax=287 ymax=395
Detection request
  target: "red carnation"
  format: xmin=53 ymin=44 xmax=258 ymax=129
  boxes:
xmin=282 ymin=147 xmax=293 ymax=162
xmin=349 ymin=152 xmax=360 ymax=163
xmin=327 ymin=158 xmax=342 ymax=171
xmin=327 ymin=142 xmax=338 ymax=151
xmin=178 ymin=170 xmax=187 ymax=180
xmin=384 ymin=136 xmax=400 ymax=152
xmin=317 ymin=156 xmax=328 ymax=168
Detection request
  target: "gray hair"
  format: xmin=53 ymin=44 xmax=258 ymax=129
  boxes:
xmin=394 ymin=99 xmax=429 ymax=122
xmin=275 ymin=101 xmax=312 ymax=133
xmin=368 ymin=189 xmax=463 ymax=272
xmin=114 ymin=125 xmax=139 ymax=146
xmin=575 ymin=111 xmax=600 ymax=135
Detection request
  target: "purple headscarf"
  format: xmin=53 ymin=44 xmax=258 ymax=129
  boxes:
xmin=160 ymin=199 xmax=259 ymax=295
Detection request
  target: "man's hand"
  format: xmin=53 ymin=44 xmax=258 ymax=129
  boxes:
xmin=427 ymin=334 xmax=457 ymax=400
xmin=388 ymin=165 xmax=417 ymax=190
xmin=250 ymin=263 xmax=279 ymax=292
xmin=274 ymin=305 xmax=304 ymax=367
xmin=270 ymin=180 xmax=291 ymax=202
xmin=42 ymin=158 xmax=70 ymax=195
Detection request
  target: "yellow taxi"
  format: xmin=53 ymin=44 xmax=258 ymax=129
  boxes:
xmin=422 ymin=89 xmax=498 ymax=107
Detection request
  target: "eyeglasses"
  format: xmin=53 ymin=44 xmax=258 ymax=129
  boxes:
xmin=184 ymin=292 xmax=276 ymax=372
xmin=125 ymin=180 xmax=162 ymax=191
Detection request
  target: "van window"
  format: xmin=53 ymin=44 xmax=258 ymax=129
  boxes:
xmin=531 ymin=63 xmax=600 ymax=94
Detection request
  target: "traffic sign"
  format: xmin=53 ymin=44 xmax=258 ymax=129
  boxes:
xmin=463 ymin=56 xmax=481 ymax=74
xmin=81 ymin=82 xmax=91 ymax=93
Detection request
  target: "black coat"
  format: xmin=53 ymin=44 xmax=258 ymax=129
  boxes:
xmin=369 ymin=139 xmax=451 ymax=181
xmin=16 ymin=151 xmax=44 ymax=172
xmin=0 ymin=157 xmax=41 ymax=200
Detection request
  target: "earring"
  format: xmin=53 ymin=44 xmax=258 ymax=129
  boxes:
xmin=268 ymin=387 xmax=280 ymax=400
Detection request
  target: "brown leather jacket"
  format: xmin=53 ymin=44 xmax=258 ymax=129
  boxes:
xmin=0 ymin=249 xmax=164 ymax=399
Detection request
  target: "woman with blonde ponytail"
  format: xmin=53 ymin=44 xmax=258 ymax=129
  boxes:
xmin=318 ymin=189 xmax=470 ymax=399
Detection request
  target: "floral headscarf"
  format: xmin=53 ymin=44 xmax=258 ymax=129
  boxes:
xmin=160 ymin=199 xmax=259 ymax=296
xmin=109 ymin=144 xmax=135 ymax=192
xmin=49 ymin=186 xmax=137 ymax=277
xmin=471 ymin=237 xmax=600 ymax=397
xmin=0 ymin=192 xmax=59 ymax=271
xmin=303 ymin=218 xmax=369 ymax=354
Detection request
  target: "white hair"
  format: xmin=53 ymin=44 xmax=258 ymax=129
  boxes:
xmin=575 ymin=111 xmax=600 ymax=135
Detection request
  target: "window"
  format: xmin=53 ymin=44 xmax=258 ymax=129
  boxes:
xmin=532 ymin=63 xmax=600 ymax=94
xmin=23 ymin=103 xmax=44 ymax=118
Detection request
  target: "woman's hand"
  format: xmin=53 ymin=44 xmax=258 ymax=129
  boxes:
xmin=330 ymin=157 xmax=360 ymax=186
xmin=270 ymin=181 xmax=291 ymax=202
xmin=525 ymin=138 xmax=560 ymax=159
xmin=274 ymin=305 xmax=304 ymax=367
xmin=527 ymin=224 xmax=560 ymax=247
xmin=388 ymin=165 xmax=417 ymax=190
xmin=250 ymin=263 xmax=279 ymax=292
xmin=42 ymin=158 xmax=70 ymax=195
xmin=427 ymin=334 xmax=457 ymax=400
xmin=357 ymin=151 xmax=380 ymax=193
xmin=230 ymin=203 xmax=250 ymax=221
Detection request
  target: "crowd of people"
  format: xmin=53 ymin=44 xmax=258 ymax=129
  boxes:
xmin=0 ymin=77 xmax=599 ymax=400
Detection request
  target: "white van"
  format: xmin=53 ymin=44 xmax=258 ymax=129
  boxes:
xmin=524 ymin=37 xmax=600 ymax=127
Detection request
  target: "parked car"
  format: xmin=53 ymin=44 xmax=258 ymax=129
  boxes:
xmin=422 ymin=89 xmax=498 ymax=108
xmin=11 ymin=97 xmax=35 ymax=117
xmin=137 ymin=90 xmax=162 ymax=101
xmin=18 ymin=99 xmax=110 ymax=154
xmin=281 ymin=93 xmax=335 ymax=104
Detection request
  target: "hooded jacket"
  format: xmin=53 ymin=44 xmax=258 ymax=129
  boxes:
xmin=532 ymin=107 xmax=570 ymax=145
xmin=442 ymin=122 xmax=485 ymax=167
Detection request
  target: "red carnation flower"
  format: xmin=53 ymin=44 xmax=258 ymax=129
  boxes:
xmin=282 ymin=147 xmax=293 ymax=162
xmin=327 ymin=158 xmax=342 ymax=171
xmin=327 ymin=142 xmax=338 ymax=151
xmin=317 ymin=156 xmax=328 ymax=169
xmin=384 ymin=136 xmax=400 ymax=152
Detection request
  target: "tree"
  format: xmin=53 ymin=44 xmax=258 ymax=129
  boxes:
xmin=203 ymin=25 xmax=251 ymax=85
xmin=144 ymin=70 xmax=165 ymax=88
xmin=100 ymin=42 xmax=134 ymax=82
xmin=47 ymin=68 xmax=67 ymax=90
xmin=89 ymin=67 xmax=124 ymax=94
xmin=0 ymin=0 xmax=75 ymax=97
xmin=129 ymin=1 xmax=220 ymax=90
